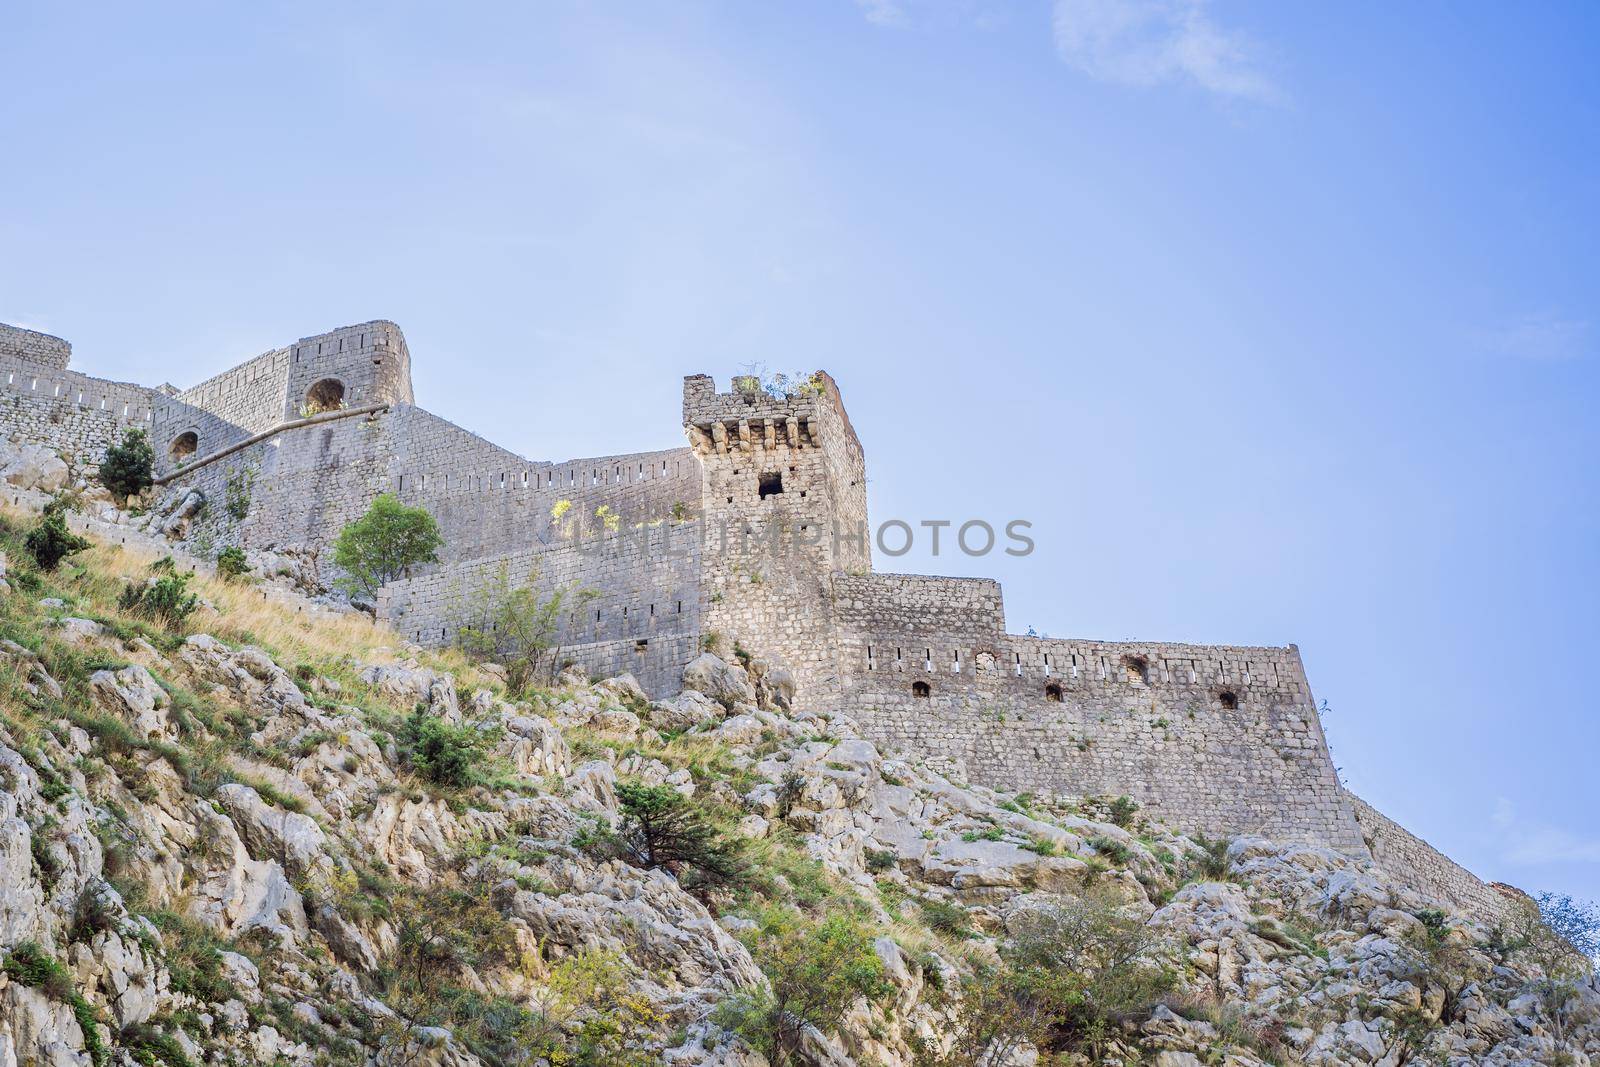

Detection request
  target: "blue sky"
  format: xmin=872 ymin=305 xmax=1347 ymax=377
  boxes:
xmin=3 ymin=1 xmax=1596 ymax=900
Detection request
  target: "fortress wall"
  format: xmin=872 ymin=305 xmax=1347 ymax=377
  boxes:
xmin=383 ymin=405 xmax=698 ymax=564
xmin=170 ymin=408 xmax=394 ymax=565
xmin=173 ymin=345 xmax=292 ymax=439
xmin=1346 ymin=793 xmax=1522 ymax=926
xmin=0 ymin=357 xmax=165 ymax=468
xmin=0 ymin=324 xmax=72 ymax=370
xmin=376 ymin=520 xmax=704 ymax=697
xmin=831 ymin=572 xmax=1366 ymax=853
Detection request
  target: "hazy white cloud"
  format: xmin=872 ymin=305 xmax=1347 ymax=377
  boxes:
xmin=855 ymin=0 xmax=908 ymax=27
xmin=1476 ymin=312 xmax=1589 ymax=362
xmin=852 ymin=0 xmax=1008 ymax=30
xmin=1051 ymin=0 xmax=1279 ymax=102
xmin=1493 ymin=798 xmax=1600 ymax=865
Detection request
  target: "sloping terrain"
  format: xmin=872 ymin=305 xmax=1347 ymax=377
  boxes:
xmin=0 ymin=504 xmax=1595 ymax=1067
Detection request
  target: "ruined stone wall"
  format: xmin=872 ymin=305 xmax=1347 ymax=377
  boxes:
xmin=830 ymin=571 xmax=1368 ymax=855
xmin=376 ymin=519 xmax=704 ymax=697
xmin=1347 ymin=793 xmax=1521 ymax=926
xmin=0 ymin=324 xmax=72 ymax=369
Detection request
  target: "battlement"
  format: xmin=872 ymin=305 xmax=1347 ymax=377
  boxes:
xmin=682 ymin=371 xmax=860 ymax=458
xmin=0 ymin=323 xmax=72 ymax=370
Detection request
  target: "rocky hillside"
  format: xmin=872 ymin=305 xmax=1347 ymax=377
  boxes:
xmin=0 ymin=501 xmax=1595 ymax=1067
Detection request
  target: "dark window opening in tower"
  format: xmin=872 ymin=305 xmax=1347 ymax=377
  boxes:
xmin=305 ymin=378 xmax=346 ymax=415
xmin=169 ymin=431 xmax=198 ymax=461
xmin=912 ymin=680 xmax=931 ymax=699
xmin=1122 ymin=655 xmax=1150 ymax=685
xmin=759 ymin=471 xmax=784 ymax=498
xmin=1045 ymin=683 xmax=1063 ymax=702
xmin=1218 ymin=691 xmax=1238 ymax=710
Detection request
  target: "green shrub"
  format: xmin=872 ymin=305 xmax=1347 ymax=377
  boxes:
xmin=223 ymin=467 xmax=254 ymax=521
xmin=119 ymin=569 xmax=200 ymax=629
xmin=98 ymin=428 xmax=154 ymax=503
xmin=1088 ymin=835 xmax=1134 ymax=865
xmin=23 ymin=499 xmax=90 ymax=571
xmin=1107 ymin=795 xmax=1139 ymax=829
xmin=920 ymin=897 xmax=976 ymax=940
xmin=399 ymin=710 xmax=490 ymax=787
xmin=214 ymin=546 xmax=249 ymax=581
xmin=865 ymin=848 xmax=898 ymax=873
xmin=716 ymin=908 xmax=893 ymax=1066
xmin=331 ymin=493 xmax=443 ymax=599
xmin=1002 ymin=891 xmax=1175 ymax=1056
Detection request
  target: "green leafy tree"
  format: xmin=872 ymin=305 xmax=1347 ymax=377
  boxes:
xmin=717 ymin=908 xmax=893 ymax=1065
xmin=331 ymin=494 xmax=443 ymax=598
xmin=97 ymin=428 xmax=154 ymax=503
xmin=456 ymin=562 xmax=598 ymax=693
xmin=23 ymin=498 xmax=90 ymax=571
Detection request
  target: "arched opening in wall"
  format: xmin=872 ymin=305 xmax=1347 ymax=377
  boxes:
xmin=1045 ymin=683 xmax=1063 ymax=702
xmin=758 ymin=471 xmax=783 ymax=498
xmin=1121 ymin=655 xmax=1150 ymax=686
xmin=169 ymin=431 xmax=198 ymax=462
xmin=911 ymin=680 xmax=931 ymax=699
xmin=1218 ymin=691 xmax=1238 ymax=710
xmin=304 ymin=378 xmax=346 ymax=415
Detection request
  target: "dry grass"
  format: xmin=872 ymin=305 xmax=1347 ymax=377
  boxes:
xmin=2 ymin=501 xmax=492 ymax=691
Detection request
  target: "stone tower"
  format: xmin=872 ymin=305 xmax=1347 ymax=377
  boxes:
xmin=683 ymin=372 xmax=868 ymax=701
xmin=283 ymin=320 xmax=414 ymax=420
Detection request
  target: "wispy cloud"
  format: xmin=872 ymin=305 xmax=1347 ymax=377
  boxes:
xmin=855 ymin=0 xmax=908 ymax=27
xmin=1493 ymin=797 xmax=1600 ymax=865
xmin=852 ymin=0 xmax=1008 ymax=31
xmin=1475 ymin=311 xmax=1589 ymax=362
xmin=1051 ymin=0 xmax=1279 ymax=103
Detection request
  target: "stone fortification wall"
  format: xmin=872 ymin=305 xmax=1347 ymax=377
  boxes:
xmin=830 ymin=571 xmax=1368 ymax=855
xmin=376 ymin=519 xmax=703 ymax=697
xmin=0 ymin=324 xmax=72 ymax=369
xmin=169 ymin=345 xmax=291 ymax=442
xmin=1347 ymin=793 xmax=1523 ymax=926
xmin=0 ymin=328 xmax=165 ymax=468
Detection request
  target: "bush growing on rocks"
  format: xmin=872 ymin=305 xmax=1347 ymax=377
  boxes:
xmin=595 ymin=781 xmax=746 ymax=899
xmin=1002 ymin=891 xmax=1176 ymax=1058
xmin=215 ymin=545 xmax=249 ymax=581
xmin=717 ymin=907 xmax=893 ymax=1066
xmin=23 ymin=497 xmax=90 ymax=571
xmin=398 ymin=708 xmax=490 ymax=787
xmin=118 ymin=568 xmax=200 ymax=629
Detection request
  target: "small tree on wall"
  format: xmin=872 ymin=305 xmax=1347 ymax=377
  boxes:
xmin=98 ymin=428 xmax=154 ymax=504
xmin=332 ymin=493 xmax=444 ymax=599
xmin=456 ymin=562 xmax=598 ymax=693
